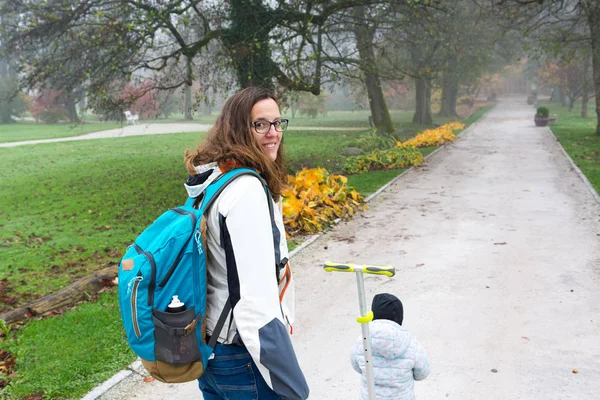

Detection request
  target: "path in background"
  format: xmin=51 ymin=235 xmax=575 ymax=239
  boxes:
xmin=0 ymin=123 xmax=364 ymax=148
xmin=96 ymin=96 xmax=600 ymax=399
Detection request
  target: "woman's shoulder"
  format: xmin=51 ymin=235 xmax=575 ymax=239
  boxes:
xmin=213 ymin=174 xmax=268 ymax=212
xmin=224 ymin=173 xmax=264 ymax=192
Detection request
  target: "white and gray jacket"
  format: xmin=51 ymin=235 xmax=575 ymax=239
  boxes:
xmin=185 ymin=163 xmax=309 ymax=400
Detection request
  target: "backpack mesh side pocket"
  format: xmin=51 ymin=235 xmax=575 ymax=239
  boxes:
xmin=151 ymin=307 xmax=202 ymax=365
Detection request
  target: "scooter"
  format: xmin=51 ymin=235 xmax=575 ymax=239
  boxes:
xmin=323 ymin=261 xmax=396 ymax=400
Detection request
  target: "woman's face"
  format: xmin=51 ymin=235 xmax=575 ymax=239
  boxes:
xmin=250 ymin=98 xmax=282 ymax=162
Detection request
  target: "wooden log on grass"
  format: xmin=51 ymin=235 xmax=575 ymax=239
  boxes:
xmin=0 ymin=265 xmax=119 ymax=325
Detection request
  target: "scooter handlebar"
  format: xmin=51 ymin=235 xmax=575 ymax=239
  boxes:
xmin=324 ymin=261 xmax=395 ymax=277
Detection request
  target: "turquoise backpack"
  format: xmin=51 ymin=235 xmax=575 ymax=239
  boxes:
xmin=118 ymin=168 xmax=270 ymax=383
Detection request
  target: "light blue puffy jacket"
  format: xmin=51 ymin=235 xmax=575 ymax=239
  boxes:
xmin=350 ymin=320 xmax=430 ymax=400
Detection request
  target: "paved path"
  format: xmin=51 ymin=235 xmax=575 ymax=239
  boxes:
xmin=93 ymin=97 xmax=600 ymax=400
xmin=0 ymin=123 xmax=363 ymax=148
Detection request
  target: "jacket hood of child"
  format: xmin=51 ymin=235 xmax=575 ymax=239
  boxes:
xmin=350 ymin=319 xmax=430 ymax=400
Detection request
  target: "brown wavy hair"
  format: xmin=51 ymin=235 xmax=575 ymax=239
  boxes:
xmin=184 ymin=87 xmax=287 ymax=200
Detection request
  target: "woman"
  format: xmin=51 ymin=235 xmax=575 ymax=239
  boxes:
xmin=183 ymin=87 xmax=309 ymax=400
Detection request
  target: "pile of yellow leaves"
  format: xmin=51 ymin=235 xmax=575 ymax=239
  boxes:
xmin=398 ymin=121 xmax=465 ymax=148
xmin=282 ymin=168 xmax=366 ymax=236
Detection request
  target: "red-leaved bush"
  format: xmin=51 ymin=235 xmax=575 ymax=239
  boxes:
xmin=122 ymin=81 xmax=159 ymax=120
xmin=30 ymin=90 xmax=68 ymax=123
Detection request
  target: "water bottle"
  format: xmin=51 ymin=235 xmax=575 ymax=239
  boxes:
xmin=167 ymin=295 xmax=185 ymax=313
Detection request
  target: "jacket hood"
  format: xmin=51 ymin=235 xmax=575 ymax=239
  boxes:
xmin=184 ymin=162 xmax=223 ymax=198
xmin=369 ymin=319 xmax=412 ymax=360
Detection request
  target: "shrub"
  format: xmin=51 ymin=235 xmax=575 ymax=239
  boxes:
xmin=282 ymin=168 xmax=366 ymax=235
xmin=30 ymin=90 xmax=68 ymax=123
xmin=536 ymin=106 xmax=549 ymax=118
xmin=344 ymin=146 xmax=425 ymax=174
xmin=398 ymin=121 xmax=464 ymax=148
xmin=343 ymin=121 xmax=467 ymax=175
xmin=351 ymin=129 xmax=397 ymax=153
xmin=123 ymin=81 xmax=160 ymax=120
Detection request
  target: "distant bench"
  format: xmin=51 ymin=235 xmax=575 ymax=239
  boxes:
xmin=124 ymin=110 xmax=139 ymax=125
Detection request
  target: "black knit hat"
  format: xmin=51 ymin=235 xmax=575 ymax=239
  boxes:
xmin=371 ymin=293 xmax=404 ymax=326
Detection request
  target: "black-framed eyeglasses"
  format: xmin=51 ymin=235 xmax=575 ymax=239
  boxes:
xmin=252 ymin=119 xmax=289 ymax=134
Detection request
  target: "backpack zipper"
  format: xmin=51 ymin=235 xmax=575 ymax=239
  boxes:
xmin=130 ymin=275 xmax=143 ymax=339
xmin=132 ymin=243 xmax=156 ymax=306
xmin=157 ymin=208 xmax=198 ymax=288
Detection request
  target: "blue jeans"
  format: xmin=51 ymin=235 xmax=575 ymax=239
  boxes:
xmin=198 ymin=343 xmax=283 ymax=400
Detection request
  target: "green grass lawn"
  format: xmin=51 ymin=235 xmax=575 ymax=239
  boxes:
xmin=538 ymin=101 xmax=600 ymax=193
xmin=288 ymin=109 xmax=463 ymax=131
xmin=0 ymin=105 xmax=492 ymax=399
xmin=0 ymin=121 xmax=122 ymax=143
xmin=2 ymin=290 xmax=135 ymax=399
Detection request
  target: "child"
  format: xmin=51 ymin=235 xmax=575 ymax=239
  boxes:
xmin=350 ymin=293 xmax=430 ymax=400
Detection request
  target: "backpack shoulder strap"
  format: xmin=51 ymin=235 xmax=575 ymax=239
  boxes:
xmin=204 ymin=168 xmax=281 ymax=267
xmin=199 ymin=168 xmax=266 ymax=213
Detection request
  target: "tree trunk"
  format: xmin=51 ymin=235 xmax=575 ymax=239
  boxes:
xmin=352 ymin=6 xmax=395 ymax=134
xmin=185 ymin=57 xmax=193 ymax=120
xmin=551 ymin=86 xmax=561 ymax=102
xmin=582 ymin=53 xmax=591 ymax=118
xmin=364 ymin=74 xmax=395 ymax=133
xmin=290 ymin=92 xmax=299 ymax=118
xmin=568 ymin=95 xmax=575 ymax=111
xmin=559 ymin=86 xmax=569 ymax=107
xmin=185 ymin=85 xmax=192 ymax=120
xmin=586 ymin=4 xmax=600 ymax=135
xmin=440 ymin=55 xmax=458 ymax=117
xmin=413 ymin=77 xmax=432 ymax=125
xmin=66 ymin=90 xmax=80 ymax=123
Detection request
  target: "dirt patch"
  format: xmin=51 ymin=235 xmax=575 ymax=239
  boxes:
xmin=0 ymin=279 xmax=19 ymax=313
